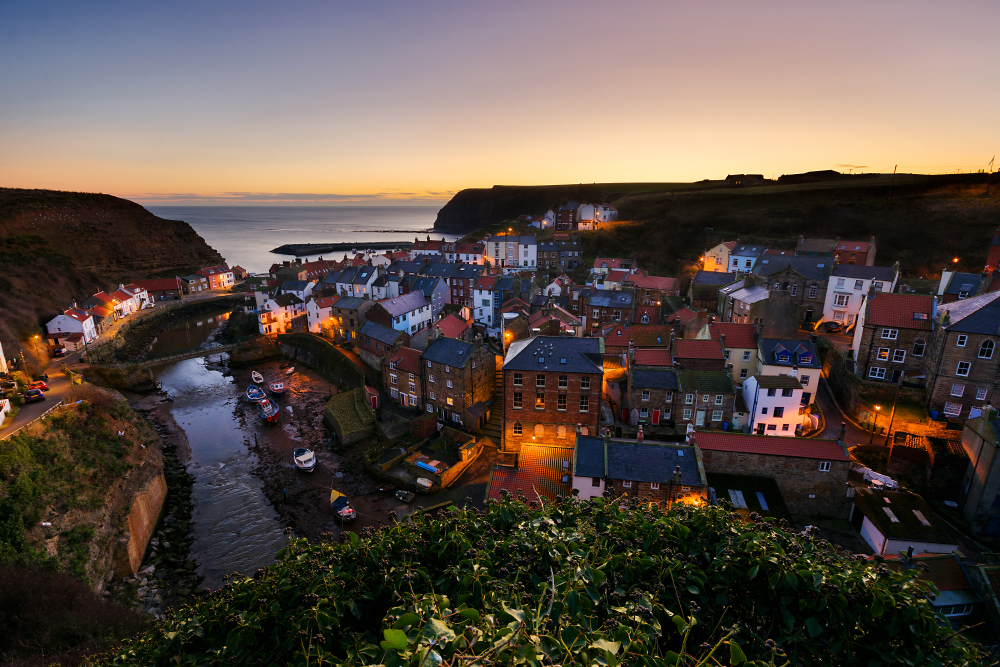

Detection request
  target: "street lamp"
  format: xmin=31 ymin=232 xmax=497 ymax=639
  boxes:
xmin=869 ymin=405 xmax=881 ymax=445
xmin=32 ymin=335 xmax=42 ymax=361
xmin=884 ymin=370 xmax=926 ymax=447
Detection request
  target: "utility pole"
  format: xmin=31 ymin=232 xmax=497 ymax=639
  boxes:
xmin=987 ymin=156 xmax=995 ymax=198
xmin=887 ymin=165 xmax=897 ymax=201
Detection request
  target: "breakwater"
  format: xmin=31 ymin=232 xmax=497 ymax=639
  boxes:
xmin=270 ymin=241 xmax=412 ymax=256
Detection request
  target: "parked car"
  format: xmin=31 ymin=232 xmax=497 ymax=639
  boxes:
xmin=24 ymin=388 xmax=46 ymax=403
xmin=53 ymin=347 xmax=67 ymax=357
xmin=29 ymin=380 xmax=48 ymax=392
xmin=824 ymin=321 xmax=844 ymax=333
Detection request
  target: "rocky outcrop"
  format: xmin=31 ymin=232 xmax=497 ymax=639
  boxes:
xmin=433 ymin=184 xmax=615 ymax=234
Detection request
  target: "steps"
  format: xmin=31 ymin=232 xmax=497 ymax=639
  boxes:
xmin=479 ymin=369 xmax=504 ymax=443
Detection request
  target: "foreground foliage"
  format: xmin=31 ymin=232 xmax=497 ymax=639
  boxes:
xmin=102 ymin=496 xmax=982 ymax=666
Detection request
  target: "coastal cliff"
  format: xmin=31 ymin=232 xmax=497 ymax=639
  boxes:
xmin=0 ymin=188 xmax=224 ymax=352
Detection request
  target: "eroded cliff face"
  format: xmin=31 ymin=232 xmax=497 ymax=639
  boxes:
xmin=0 ymin=188 xmax=224 ymax=352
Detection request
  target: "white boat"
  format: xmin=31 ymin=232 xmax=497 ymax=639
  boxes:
xmin=268 ymin=381 xmax=285 ymax=395
xmin=285 ymin=367 xmax=295 ymax=375
xmin=293 ymin=447 xmax=316 ymax=472
xmin=252 ymin=371 xmax=264 ymax=384
xmin=416 ymin=477 xmax=433 ymax=488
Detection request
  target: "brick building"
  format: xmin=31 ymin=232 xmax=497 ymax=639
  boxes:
xmin=673 ymin=338 xmax=726 ymax=371
xmin=925 ymin=292 xmax=1000 ymax=421
xmin=502 ymin=336 xmax=604 ymax=451
xmin=853 ymin=291 xmax=934 ymax=384
xmin=555 ymin=200 xmax=580 ymax=231
xmin=356 ymin=320 xmax=409 ymax=366
xmin=587 ymin=290 xmax=635 ymax=331
xmin=622 ymin=273 xmax=679 ymax=306
xmin=325 ymin=296 xmax=373 ymax=342
xmin=383 ymin=347 xmax=423 ymax=410
xmin=694 ymin=431 xmax=852 ymax=518
xmin=421 ymin=337 xmax=494 ymax=431
xmin=625 ymin=366 xmax=679 ymax=427
xmin=832 ymin=237 xmax=877 ymax=266
xmin=555 ymin=233 xmax=583 ymax=270
xmin=751 ymin=256 xmax=833 ymax=325
xmin=676 ymin=370 xmax=738 ymax=429
xmin=572 ymin=435 xmax=707 ymax=505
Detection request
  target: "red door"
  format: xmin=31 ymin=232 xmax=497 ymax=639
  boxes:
xmin=652 ymin=410 xmax=660 ymax=425
xmin=370 ymin=395 xmax=378 ymax=409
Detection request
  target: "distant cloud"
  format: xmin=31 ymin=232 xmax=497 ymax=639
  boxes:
xmin=126 ymin=191 xmax=455 ymax=206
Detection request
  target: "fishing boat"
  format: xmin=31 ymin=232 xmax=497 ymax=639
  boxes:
xmin=268 ymin=381 xmax=285 ymax=395
xmin=285 ymin=367 xmax=295 ymax=376
xmin=293 ymin=447 xmax=316 ymax=472
xmin=246 ymin=384 xmax=266 ymax=402
xmin=257 ymin=397 xmax=280 ymax=422
xmin=330 ymin=490 xmax=356 ymax=521
xmin=251 ymin=371 xmax=264 ymax=384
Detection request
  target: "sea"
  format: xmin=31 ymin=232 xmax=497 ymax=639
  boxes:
xmin=145 ymin=206 xmax=456 ymax=274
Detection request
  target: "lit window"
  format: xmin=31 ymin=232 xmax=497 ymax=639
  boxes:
xmin=446 ymin=397 xmax=454 ymax=406
xmin=536 ymin=393 xmax=545 ymax=409
xmin=877 ymin=348 xmax=889 ymax=361
xmin=513 ymin=422 xmax=522 ymax=436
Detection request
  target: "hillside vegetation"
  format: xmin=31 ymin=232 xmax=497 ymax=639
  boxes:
xmin=442 ymin=175 xmax=1000 ymax=279
xmin=101 ymin=496 xmax=980 ymax=666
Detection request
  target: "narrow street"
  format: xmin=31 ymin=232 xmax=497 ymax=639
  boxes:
xmin=816 ymin=379 xmax=872 ymax=447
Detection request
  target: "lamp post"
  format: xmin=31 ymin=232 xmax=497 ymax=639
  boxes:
xmin=869 ymin=405 xmax=881 ymax=445
xmin=32 ymin=335 xmax=42 ymax=362
xmin=884 ymin=370 xmax=926 ymax=447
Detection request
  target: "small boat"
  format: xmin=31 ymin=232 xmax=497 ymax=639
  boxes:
xmin=285 ymin=367 xmax=295 ymax=376
xmin=246 ymin=384 xmax=266 ymax=402
xmin=293 ymin=447 xmax=316 ymax=472
xmin=251 ymin=371 xmax=264 ymax=384
xmin=330 ymin=490 xmax=356 ymax=521
xmin=268 ymin=381 xmax=285 ymax=395
xmin=257 ymin=397 xmax=280 ymax=422
xmin=416 ymin=477 xmax=433 ymax=489
xmin=395 ymin=490 xmax=415 ymax=503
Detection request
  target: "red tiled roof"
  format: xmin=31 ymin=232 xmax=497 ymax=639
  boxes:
xmin=92 ymin=291 xmax=115 ymax=304
xmin=386 ymin=347 xmax=422 ymax=375
xmin=475 ymin=276 xmax=498 ymax=291
xmin=670 ymin=306 xmax=701 ymax=325
xmin=64 ymin=308 xmax=92 ymax=322
xmin=91 ymin=305 xmax=112 ymax=318
xmin=605 ymin=269 xmax=629 ymax=283
xmin=624 ymin=274 xmax=676 ymax=291
xmin=722 ymin=241 xmax=737 ymax=250
xmin=674 ymin=339 xmax=723 ymax=360
xmin=112 ymin=290 xmax=133 ymax=301
xmin=487 ymin=445 xmax=574 ymax=504
xmin=133 ymin=279 xmax=182 ymax=292
xmin=433 ymin=314 xmax=470 ymax=339
xmin=866 ymin=292 xmax=934 ymax=331
xmin=605 ymin=324 xmax=672 ymax=349
xmin=708 ymin=322 xmax=758 ymax=349
xmin=453 ymin=243 xmax=484 ymax=254
xmin=501 ymin=298 xmax=529 ymax=314
xmin=836 ymin=240 xmax=871 ymax=253
xmin=633 ymin=305 xmax=659 ymax=323
xmin=594 ymin=258 xmax=631 ymax=270
xmin=633 ymin=349 xmax=673 ymax=366
xmin=413 ymin=239 xmax=444 ymax=251
xmin=884 ymin=554 xmax=971 ymax=592
xmin=694 ymin=432 xmax=850 ymax=461
xmin=314 ymin=295 xmax=341 ymax=309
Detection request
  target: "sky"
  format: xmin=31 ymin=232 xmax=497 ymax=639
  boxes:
xmin=1 ymin=0 xmax=998 ymax=205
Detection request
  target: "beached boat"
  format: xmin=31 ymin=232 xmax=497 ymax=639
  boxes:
xmin=246 ymin=384 xmax=266 ymax=402
xmin=330 ymin=490 xmax=356 ymax=521
xmin=257 ymin=397 xmax=280 ymax=422
xmin=293 ymin=447 xmax=316 ymax=472
xmin=268 ymin=381 xmax=285 ymax=395
xmin=285 ymin=367 xmax=295 ymax=376
xmin=251 ymin=371 xmax=264 ymax=384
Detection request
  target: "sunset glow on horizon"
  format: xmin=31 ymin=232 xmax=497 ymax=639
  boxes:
xmin=1 ymin=0 xmax=997 ymax=205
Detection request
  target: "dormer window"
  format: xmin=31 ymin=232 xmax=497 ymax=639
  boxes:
xmin=777 ymin=353 xmax=790 ymax=363
xmin=799 ymin=354 xmax=812 ymax=364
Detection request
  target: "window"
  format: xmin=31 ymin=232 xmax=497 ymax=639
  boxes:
xmin=446 ymin=380 xmax=453 ymax=388
xmin=622 ymin=480 xmax=632 ymax=489
xmin=913 ymin=339 xmax=925 ymax=357
xmin=715 ymin=394 xmax=724 ymax=405
xmin=391 ymin=388 xmax=399 ymax=398
xmin=781 ymin=388 xmax=794 ymax=397
xmin=536 ymin=393 xmax=545 ymax=409
xmin=790 ymin=284 xmax=798 ymax=297
xmin=579 ymin=395 xmax=589 ymax=412
xmin=408 ymin=372 xmax=414 ymax=381
xmin=427 ymin=360 xmax=432 ymax=367
xmin=834 ymin=294 xmax=850 ymax=307
xmin=892 ymin=349 xmax=906 ymax=363
xmin=773 ymin=407 xmax=784 ymax=418
xmin=593 ymin=309 xmax=600 ymax=318
xmin=641 ymin=314 xmax=649 ymax=324
xmin=427 ymin=403 xmax=433 ymax=412
xmin=761 ymin=407 xmax=768 ymax=415
xmin=980 ymin=340 xmax=995 ymax=359
xmin=513 ymin=422 xmax=522 ymax=436
xmin=558 ymin=394 xmax=567 ymax=411
xmin=614 ymin=310 xmax=621 ymax=321
xmin=836 ymin=278 xmax=845 ymax=289
xmin=686 ymin=394 xmax=694 ymax=404
xmin=446 ymin=397 xmax=454 ymax=406
xmin=640 ymin=407 xmax=648 ymax=418
xmin=742 ymin=350 xmax=751 ymax=361
xmin=957 ymin=334 xmax=968 ymax=347
xmin=977 ymin=387 xmax=988 ymax=401
xmin=767 ymin=424 xmax=777 ymax=431
xmin=445 ymin=365 xmax=450 ymax=373
xmin=869 ymin=367 xmax=886 ymax=379
xmin=877 ymin=348 xmax=889 ymax=361
xmin=650 ymin=482 xmax=660 ymax=491
xmin=513 ymin=373 xmax=522 ymax=387
xmin=683 ymin=408 xmax=692 ymax=420
xmin=703 ymin=394 xmax=710 ymax=403
xmin=641 ymin=389 xmax=650 ymax=402
xmin=513 ymin=392 xmax=522 ymax=408
xmin=591 ymin=477 xmax=600 ymax=487
xmin=800 ymin=375 xmax=810 ymax=386
xmin=951 ymin=384 xmax=965 ymax=397
xmin=739 ymin=368 xmax=748 ymax=378
xmin=957 ymin=361 xmax=971 ymax=377
xmin=536 ymin=375 xmax=545 ymax=388
xmin=882 ymin=329 xmax=898 ymax=340
xmin=429 ymin=374 xmax=436 ymax=384
xmin=781 ymin=424 xmax=790 ymax=431
xmin=390 ymin=373 xmax=397 ymax=385
xmin=808 ymin=286 xmax=817 ymax=299
xmin=767 ymin=388 xmax=777 ymax=397
xmin=819 ymin=462 xmax=831 ymax=472
xmin=665 ymin=391 xmax=673 ymax=402
xmin=874 ymin=282 xmax=883 ymax=292
xmin=429 ymin=391 xmax=436 ymax=400
xmin=581 ymin=377 xmax=590 ymax=390
xmin=944 ymin=402 xmax=962 ymax=417
xmin=388 ymin=361 xmax=396 ymax=370
xmin=409 ymin=382 xmax=416 ymax=392
xmin=712 ymin=410 xmax=723 ymax=421
xmin=854 ymin=280 xmax=864 ymax=290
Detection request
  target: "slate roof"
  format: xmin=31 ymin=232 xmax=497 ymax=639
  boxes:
xmin=830 ymin=264 xmax=896 ymax=281
xmin=573 ymin=436 xmax=704 ymax=487
xmin=589 ymin=291 xmax=635 ymax=308
xmin=451 ymin=265 xmax=484 ymax=281
xmin=632 ymin=369 xmax=679 ymax=391
xmin=279 ymin=280 xmax=310 ymax=292
xmin=865 ymin=292 xmax=934 ymax=331
xmin=503 ymin=336 xmax=603 ymax=374
xmin=272 ymin=293 xmax=304 ymax=307
xmin=678 ymin=370 xmax=734 ymax=394
xmin=422 ymin=337 xmax=475 ymax=369
xmin=336 ymin=267 xmax=361 ymax=284
xmin=633 ymin=349 xmax=673 ymax=366
xmin=359 ymin=320 xmax=403 ymax=345
xmin=730 ymin=245 xmax=765 ymax=258
xmin=692 ymin=270 xmax=740 ymax=286
xmin=708 ymin=322 xmax=758 ymax=349
xmin=753 ymin=375 xmax=804 ymax=390
xmin=753 ymin=256 xmax=833 ymax=281
xmin=488 ymin=235 xmax=536 ymax=245
xmin=938 ymin=291 xmax=1000 ymax=334
xmin=538 ymin=243 xmax=559 ymax=252
xmin=323 ymin=270 xmax=343 ymax=285
xmin=694 ymin=432 xmax=850 ymax=461
xmin=386 ymin=347 xmax=422 ymax=375
xmin=378 ymin=291 xmax=430 ymax=316
xmin=944 ymin=271 xmax=983 ymax=296
xmin=759 ymin=338 xmax=820 ymax=368
xmin=420 ymin=262 xmax=457 ymax=279
xmin=730 ymin=285 xmax=770 ymax=304
xmin=796 ymin=237 xmax=838 ymax=253
xmin=674 ymin=339 xmax=724 ymax=360
xmin=852 ymin=488 xmax=956 ymax=545
xmin=332 ymin=296 xmax=367 ymax=310
xmin=352 ymin=266 xmax=378 ymax=284
xmin=411 ymin=276 xmax=445 ymax=298
xmin=487 ymin=445 xmax=574 ymax=505
xmin=387 ymin=261 xmax=424 ymax=275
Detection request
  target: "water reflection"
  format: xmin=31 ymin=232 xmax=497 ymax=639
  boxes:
xmin=148 ymin=310 xmax=231 ymax=357
xmin=157 ymin=357 xmax=287 ymax=589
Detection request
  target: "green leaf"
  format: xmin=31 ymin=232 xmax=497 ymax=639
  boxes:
xmin=805 ymin=617 xmax=823 ymax=638
xmin=592 ymin=638 xmax=621 ymax=654
xmin=871 ymin=598 xmax=884 ymax=618
xmin=747 ymin=564 xmax=759 ymax=579
xmin=686 ymin=585 xmax=700 ymax=595
xmin=671 ymin=614 xmax=686 ymax=634
xmin=503 ymin=606 xmax=525 ymax=623
xmin=380 ymin=628 xmax=408 ymax=651
xmin=784 ymin=572 xmax=797 ymax=588
xmin=348 ymin=532 xmax=359 ymax=544
xmin=394 ymin=612 xmax=422 ymax=629
xmin=729 ymin=641 xmax=747 ymax=665
xmin=423 ymin=618 xmax=456 ymax=643
xmin=458 ymin=608 xmax=480 ymax=622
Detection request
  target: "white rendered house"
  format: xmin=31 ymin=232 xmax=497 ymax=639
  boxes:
xmin=742 ymin=375 xmax=806 ymax=436
xmin=821 ymin=264 xmax=899 ymax=328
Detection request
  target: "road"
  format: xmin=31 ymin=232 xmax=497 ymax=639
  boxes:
xmin=816 ymin=379 xmax=873 ymax=447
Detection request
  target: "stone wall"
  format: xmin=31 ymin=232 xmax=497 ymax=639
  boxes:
xmin=700 ymin=449 xmax=852 ymax=518
xmin=502 ymin=368 xmax=602 ymax=451
xmin=277 ymin=333 xmax=364 ymax=388
xmin=114 ymin=472 xmax=167 ymax=577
